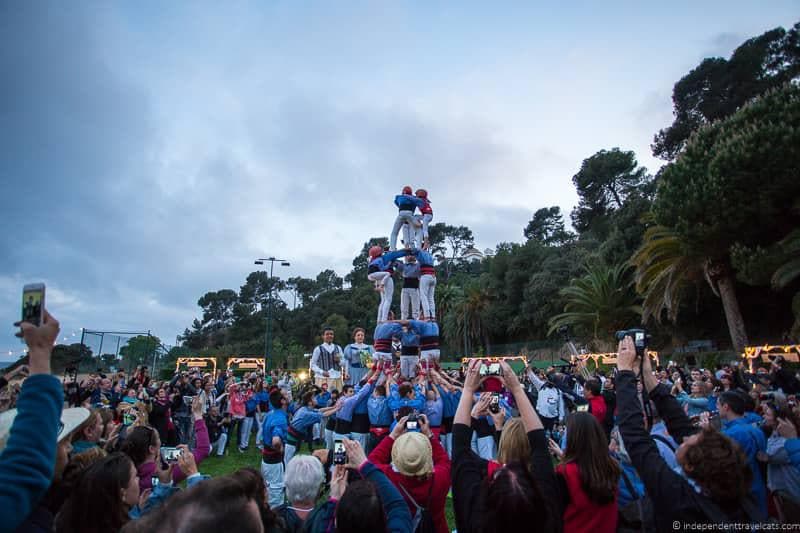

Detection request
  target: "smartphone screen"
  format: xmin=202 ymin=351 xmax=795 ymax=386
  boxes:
xmin=21 ymin=283 xmax=45 ymax=327
xmin=576 ymin=404 xmax=589 ymax=412
xmin=333 ymin=440 xmax=347 ymax=464
xmin=490 ymin=393 xmax=500 ymax=413
xmin=160 ymin=446 xmax=181 ymax=462
xmin=488 ymin=363 xmax=501 ymax=376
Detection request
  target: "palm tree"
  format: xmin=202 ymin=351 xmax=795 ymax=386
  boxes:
xmin=631 ymin=225 xmax=748 ymax=352
xmin=443 ymin=281 xmax=492 ymax=355
xmin=548 ymin=263 xmax=642 ymax=341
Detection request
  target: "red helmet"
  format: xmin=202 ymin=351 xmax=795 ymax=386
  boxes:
xmin=368 ymin=246 xmax=383 ymax=259
xmin=402 ymin=186 xmax=412 ymax=195
xmin=415 ymin=188 xmax=427 ymax=198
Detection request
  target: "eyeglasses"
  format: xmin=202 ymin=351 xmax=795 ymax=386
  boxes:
xmin=57 ymin=420 xmax=65 ymax=436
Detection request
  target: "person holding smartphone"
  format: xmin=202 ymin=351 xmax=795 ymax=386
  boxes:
xmin=366 ymin=412 xmax=451 ymax=533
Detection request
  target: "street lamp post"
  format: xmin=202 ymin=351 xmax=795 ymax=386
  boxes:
xmin=254 ymin=257 xmax=291 ymax=372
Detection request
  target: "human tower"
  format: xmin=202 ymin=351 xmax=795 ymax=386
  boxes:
xmin=366 ymin=186 xmax=440 ymax=379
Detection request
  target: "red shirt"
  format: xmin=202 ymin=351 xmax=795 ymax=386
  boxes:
xmin=368 ymin=434 xmax=451 ymax=533
xmin=589 ymin=395 xmax=607 ymax=426
xmin=556 ymin=461 xmax=617 ymax=533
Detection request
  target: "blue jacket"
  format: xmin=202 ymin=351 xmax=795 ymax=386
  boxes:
xmin=338 ymin=383 xmax=375 ymax=422
xmin=412 ymin=249 xmax=435 ymax=267
xmin=394 ymin=194 xmax=424 ymax=212
xmin=262 ymin=409 xmax=289 ymax=445
xmin=290 ymin=407 xmax=324 ymax=433
xmin=388 ymin=384 xmax=425 ymax=412
xmin=369 ymin=250 xmax=409 ymax=273
xmin=722 ymin=417 xmax=767 ymax=514
xmin=314 ymin=391 xmax=331 ymax=408
xmin=437 ymin=385 xmax=460 ymax=418
xmin=0 ymin=374 xmax=64 ymax=532
xmin=374 ymin=322 xmax=403 ymax=342
xmin=368 ymin=395 xmax=393 ymax=426
xmin=304 ymin=461 xmax=412 ymax=533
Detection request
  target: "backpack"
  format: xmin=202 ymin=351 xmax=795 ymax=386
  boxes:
xmin=398 ymin=480 xmax=436 ymax=533
xmin=617 ymin=468 xmax=656 ymax=533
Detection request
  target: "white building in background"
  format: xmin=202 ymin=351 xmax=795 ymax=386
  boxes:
xmin=462 ymin=247 xmax=484 ymax=262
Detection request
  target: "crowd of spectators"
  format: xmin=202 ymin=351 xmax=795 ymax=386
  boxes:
xmin=4 ymin=309 xmax=800 ymax=532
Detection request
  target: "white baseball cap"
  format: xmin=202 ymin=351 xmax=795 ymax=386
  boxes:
xmin=0 ymin=407 xmax=91 ymax=453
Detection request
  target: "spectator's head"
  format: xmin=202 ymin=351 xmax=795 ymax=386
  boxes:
xmin=269 ymin=391 xmax=284 ymax=410
xmin=720 ymin=374 xmax=732 ymax=389
xmin=321 ymin=382 xmax=329 ymax=392
xmin=477 ymin=462 xmax=556 ymax=533
xmin=72 ymin=409 xmax=104 ymax=444
xmin=583 ymin=379 xmax=601 ymax=400
xmin=56 ymin=452 xmax=139 ymax=533
xmin=690 ymin=369 xmax=701 ymax=382
xmin=763 ymin=403 xmax=800 ymax=431
xmin=690 ymin=381 xmax=704 ymax=396
xmin=101 ymin=378 xmax=112 ymax=390
xmin=302 ymin=391 xmax=315 ymax=407
xmin=718 ymin=390 xmax=746 ymax=421
xmin=398 ymin=383 xmax=414 ymax=399
xmin=391 ymin=432 xmax=433 ymax=479
xmin=564 ymin=412 xmax=620 ymax=505
xmin=121 ymin=472 xmax=266 ymax=533
xmin=336 ymin=479 xmax=386 ymax=533
xmin=285 ymin=455 xmax=325 ymax=505
xmin=497 ymin=417 xmax=532 ymax=467
xmin=675 ymin=426 xmax=752 ymax=507
xmin=120 ymin=425 xmax=160 ymax=466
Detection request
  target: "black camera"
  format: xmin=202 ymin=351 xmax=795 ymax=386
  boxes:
xmin=615 ymin=328 xmax=650 ymax=358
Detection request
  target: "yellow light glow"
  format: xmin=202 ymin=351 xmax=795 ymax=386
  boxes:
xmin=299 ymin=371 xmax=308 ymax=381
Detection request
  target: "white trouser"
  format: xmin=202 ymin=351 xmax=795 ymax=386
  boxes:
xmin=400 ymin=355 xmax=419 ymax=379
xmin=324 ymin=428 xmax=335 ymax=451
xmin=390 ymin=210 xmax=416 ymax=250
xmin=401 ymin=288 xmax=421 ymax=320
xmin=439 ymin=432 xmax=452 ymax=459
xmin=239 ymin=416 xmax=254 ymax=449
xmin=313 ymin=421 xmax=322 ymax=440
xmin=368 ymin=272 xmax=394 ymax=322
xmin=213 ymin=433 xmax=228 ymax=456
xmin=419 ymin=274 xmax=436 ymax=320
xmin=255 ymin=412 xmax=266 ymax=448
xmin=420 ymin=350 xmax=440 ymax=372
xmin=261 ymin=461 xmax=285 ymax=509
xmin=352 ymin=432 xmax=369 ymax=450
xmin=284 ymin=442 xmax=297 ymax=464
xmin=419 ymin=213 xmax=433 ymax=239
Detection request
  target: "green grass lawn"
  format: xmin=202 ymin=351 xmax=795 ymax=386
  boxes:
xmin=198 ymin=435 xmax=457 ymax=528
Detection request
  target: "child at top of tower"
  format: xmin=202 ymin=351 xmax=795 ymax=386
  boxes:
xmin=415 ymin=188 xmax=433 ymax=250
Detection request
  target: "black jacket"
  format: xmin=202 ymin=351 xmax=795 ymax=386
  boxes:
xmin=616 ymin=371 xmax=763 ymax=531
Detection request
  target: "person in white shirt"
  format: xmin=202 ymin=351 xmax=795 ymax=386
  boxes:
xmin=311 ymin=327 xmax=344 ymax=391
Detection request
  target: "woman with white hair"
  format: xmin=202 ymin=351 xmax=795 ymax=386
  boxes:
xmin=273 ymin=454 xmax=326 ymax=531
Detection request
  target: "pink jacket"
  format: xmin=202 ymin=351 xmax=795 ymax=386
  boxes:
xmin=137 ymin=418 xmax=210 ymax=491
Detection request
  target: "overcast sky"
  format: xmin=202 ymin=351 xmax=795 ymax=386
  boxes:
xmin=1 ymin=2 xmax=797 ymax=361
